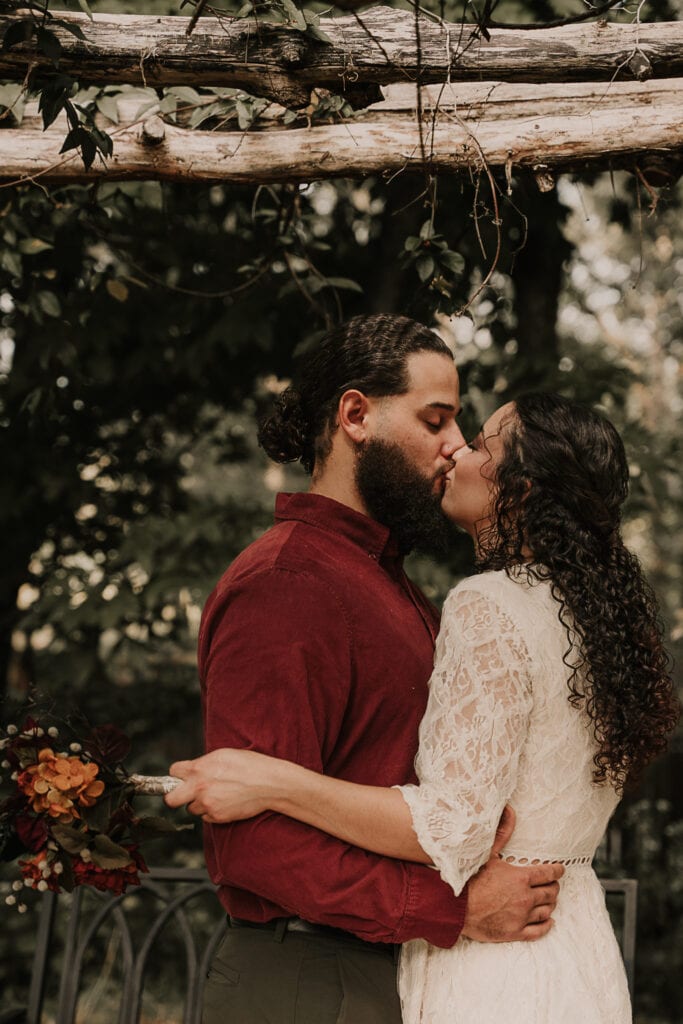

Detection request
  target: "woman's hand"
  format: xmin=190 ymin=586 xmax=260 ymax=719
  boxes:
xmin=164 ymin=748 xmax=285 ymax=823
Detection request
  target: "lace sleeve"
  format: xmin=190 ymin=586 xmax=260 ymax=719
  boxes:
xmin=397 ymin=580 xmax=533 ymax=896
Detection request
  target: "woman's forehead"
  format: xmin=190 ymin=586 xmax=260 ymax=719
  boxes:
xmin=483 ymin=401 xmax=516 ymax=436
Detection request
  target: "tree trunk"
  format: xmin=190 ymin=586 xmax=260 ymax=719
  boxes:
xmin=0 ymin=78 xmax=680 ymax=184
xmin=511 ymin=185 xmax=572 ymax=368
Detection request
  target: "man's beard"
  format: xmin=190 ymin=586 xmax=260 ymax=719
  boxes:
xmin=355 ymin=439 xmax=457 ymax=556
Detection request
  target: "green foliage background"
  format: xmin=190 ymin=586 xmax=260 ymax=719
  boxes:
xmin=0 ymin=1 xmax=681 ymax=1021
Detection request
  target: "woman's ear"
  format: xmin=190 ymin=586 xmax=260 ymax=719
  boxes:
xmin=338 ymin=389 xmax=371 ymax=444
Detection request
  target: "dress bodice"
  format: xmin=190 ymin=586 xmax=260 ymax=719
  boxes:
xmin=398 ymin=570 xmax=619 ymax=895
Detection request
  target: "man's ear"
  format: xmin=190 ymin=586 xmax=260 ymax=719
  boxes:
xmin=338 ymin=389 xmax=371 ymax=444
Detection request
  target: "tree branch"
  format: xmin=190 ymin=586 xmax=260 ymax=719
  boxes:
xmin=0 ymin=9 xmax=681 ymax=110
xmin=1 ymin=78 xmax=680 ymax=186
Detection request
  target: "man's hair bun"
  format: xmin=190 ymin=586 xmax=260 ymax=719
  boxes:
xmin=257 ymin=388 xmax=312 ymax=468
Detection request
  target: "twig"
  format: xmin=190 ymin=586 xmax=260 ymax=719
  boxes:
xmin=633 ymin=164 xmax=660 ymax=215
xmin=186 ymin=0 xmax=210 ymax=37
xmin=284 ymin=251 xmax=333 ymax=328
xmin=488 ymin=0 xmax=623 ymax=31
xmin=632 ymin=171 xmax=644 ymax=288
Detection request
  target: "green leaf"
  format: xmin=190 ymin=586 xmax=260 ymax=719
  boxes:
xmin=158 ymin=94 xmax=178 ymax=119
xmin=303 ymin=11 xmax=332 ymax=44
xmin=129 ymin=815 xmax=191 ymax=840
xmin=415 ymin=254 xmax=435 ymax=282
xmin=18 ymin=238 xmax=53 ymax=256
xmin=60 ymin=125 xmax=87 ymax=153
xmin=280 ymin=0 xmax=307 ymax=31
xmin=0 ymin=84 xmax=26 ymax=125
xmin=403 ymin=236 xmax=421 ymax=252
xmin=36 ymin=74 xmax=76 ymax=130
xmin=36 ymin=27 xmax=63 ymax=62
xmin=440 ymin=250 xmax=466 ymax=274
xmin=64 ymin=99 xmax=81 ymax=131
xmin=60 ymin=127 xmax=98 ymax=170
xmin=90 ymin=834 xmax=133 ymax=869
xmin=77 ymin=0 xmax=94 ymax=19
xmin=1 ymin=20 xmax=34 ymax=53
xmin=96 ymin=95 xmax=120 ymax=124
xmin=189 ymin=101 xmax=222 ymax=129
xmin=168 ymin=86 xmax=204 ymax=105
xmin=80 ymin=794 xmax=113 ymax=833
xmin=419 ymin=220 xmax=435 ymax=241
xmin=91 ymin=127 xmax=113 ymax=159
xmin=37 ymin=290 xmax=61 ymax=318
xmin=325 ymin=277 xmax=363 ymax=293
xmin=50 ymin=20 xmax=87 ymax=41
xmin=52 ymin=824 xmax=89 ymax=855
xmin=236 ymin=99 xmax=254 ymax=131
xmin=134 ymin=98 xmax=161 ymax=120
xmin=1 ymin=250 xmax=22 ymax=277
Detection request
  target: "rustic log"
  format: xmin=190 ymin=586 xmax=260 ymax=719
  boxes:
xmin=0 ymin=9 xmax=682 ymax=109
xmin=0 ymin=78 xmax=680 ymax=185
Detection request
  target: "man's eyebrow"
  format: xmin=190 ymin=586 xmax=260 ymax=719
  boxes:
xmin=424 ymin=401 xmax=460 ymax=414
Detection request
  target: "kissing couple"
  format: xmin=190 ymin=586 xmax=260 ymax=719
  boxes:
xmin=166 ymin=314 xmax=677 ymax=1024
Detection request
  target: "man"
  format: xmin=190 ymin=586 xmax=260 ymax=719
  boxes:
xmin=167 ymin=314 xmax=563 ymax=1023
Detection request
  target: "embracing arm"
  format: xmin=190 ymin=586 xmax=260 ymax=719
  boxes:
xmin=170 ymin=747 xmax=431 ymax=862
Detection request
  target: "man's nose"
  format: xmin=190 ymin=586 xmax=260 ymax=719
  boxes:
xmin=441 ymin=423 xmax=466 ymax=457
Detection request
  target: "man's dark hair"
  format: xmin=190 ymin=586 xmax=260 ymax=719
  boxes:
xmin=258 ymin=314 xmax=453 ymax=474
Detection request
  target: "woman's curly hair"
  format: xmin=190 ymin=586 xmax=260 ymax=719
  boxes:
xmin=477 ymin=392 xmax=679 ymax=793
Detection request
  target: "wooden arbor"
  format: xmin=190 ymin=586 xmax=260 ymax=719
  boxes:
xmin=0 ymin=8 xmax=681 ymax=186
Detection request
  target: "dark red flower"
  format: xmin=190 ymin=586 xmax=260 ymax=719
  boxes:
xmin=15 ymin=813 xmax=49 ymax=852
xmin=84 ymin=725 xmax=131 ymax=766
xmin=72 ymin=847 xmax=148 ymax=896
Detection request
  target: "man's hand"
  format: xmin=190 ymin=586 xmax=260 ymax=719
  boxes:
xmin=461 ymin=806 xmax=564 ymax=943
xmin=164 ymin=749 xmax=276 ymax=823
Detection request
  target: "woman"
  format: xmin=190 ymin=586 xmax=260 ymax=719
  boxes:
xmin=182 ymin=394 xmax=678 ymax=1023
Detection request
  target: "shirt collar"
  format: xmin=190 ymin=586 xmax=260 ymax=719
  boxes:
xmin=275 ymin=492 xmax=401 ymax=563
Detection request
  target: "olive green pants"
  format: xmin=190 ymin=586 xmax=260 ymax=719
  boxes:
xmin=202 ymin=920 xmax=403 ymax=1024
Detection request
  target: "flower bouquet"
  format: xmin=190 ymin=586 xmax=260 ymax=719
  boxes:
xmin=0 ymin=714 xmax=182 ymax=911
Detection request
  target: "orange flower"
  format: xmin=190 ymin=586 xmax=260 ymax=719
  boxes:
xmin=18 ymin=747 xmax=105 ymax=821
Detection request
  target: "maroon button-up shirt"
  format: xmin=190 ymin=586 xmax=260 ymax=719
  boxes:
xmin=199 ymin=492 xmax=468 ymax=948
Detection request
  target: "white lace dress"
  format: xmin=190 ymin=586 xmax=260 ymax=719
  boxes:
xmin=398 ymin=570 xmax=632 ymax=1024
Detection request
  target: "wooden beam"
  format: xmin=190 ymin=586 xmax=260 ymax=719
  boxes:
xmin=0 ymin=10 xmax=681 ymax=108
xmin=0 ymin=78 xmax=680 ymax=185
